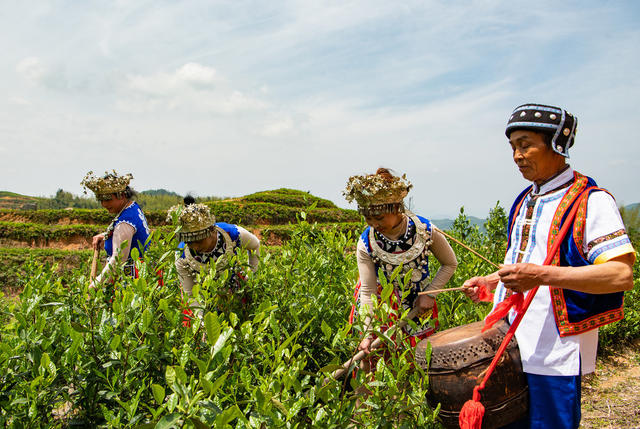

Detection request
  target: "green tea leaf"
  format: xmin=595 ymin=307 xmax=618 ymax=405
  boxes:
xmin=165 ymin=393 xmax=178 ymax=413
xmin=320 ymin=320 xmax=332 ymax=340
xmin=109 ymin=334 xmax=121 ymax=351
xmin=188 ymin=417 xmax=210 ymax=429
xmin=70 ymin=321 xmax=90 ymax=333
xmin=151 ymin=384 xmax=165 ymax=405
xmin=174 ymin=366 xmax=188 ymax=385
xmin=142 ymin=308 xmax=153 ymax=331
xmin=204 ymin=311 xmax=221 ymax=347
xmin=201 ymin=378 xmax=213 ymax=395
xmin=212 ymin=327 xmax=233 ymax=358
xmin=155 ymin=413 xmax=181 ymax=429
xmin=165 ymin=366 xmax=176 ymax=386
xmin=209 ymin=370 xmax=229 ymax=396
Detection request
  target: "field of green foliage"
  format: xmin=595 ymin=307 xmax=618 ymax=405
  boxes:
xmin=0 ymin=192 xmax=638 ymax=428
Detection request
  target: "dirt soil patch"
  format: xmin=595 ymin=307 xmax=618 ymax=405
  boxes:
xmin=581 ymin=339 xmax=640 ymax=428
xmin=0 ymin=236 xmax=91 ymax=250
xmin=0 ymin=213 xmax=31 ymax=223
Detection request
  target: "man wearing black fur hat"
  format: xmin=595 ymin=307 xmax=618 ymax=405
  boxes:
xmin=464 ymin=104 xmax=635 ymax=428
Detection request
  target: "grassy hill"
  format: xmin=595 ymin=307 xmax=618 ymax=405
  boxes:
xmin=0 ymin=191 xmax=43 ymax=210
xmin=0 ymin=188 xmax=362 ymax=252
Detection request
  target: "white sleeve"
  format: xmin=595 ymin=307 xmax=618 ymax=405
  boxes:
xmin=584 ymin=191 xmax=635 ymax=264
xmin=176 ymin=257 xmax=196 ymax=297
xmin=356 ymin=238 xmax=378 ymax=323
xmin=94 ymin=222 xmax=135 ymax=285
xmin=426 ymin=227 xmax=458 ymax=291
xmin=175 ymin=256 xmax=203 ymax=314
xmin=237 ymin=226 xmax=260 ymax=271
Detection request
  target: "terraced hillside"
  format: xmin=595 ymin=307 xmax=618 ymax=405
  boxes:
xmin=0 ymin=191 xmax=42 ymax=210
xmin=0 ymin=188 xmax=362 ymax=290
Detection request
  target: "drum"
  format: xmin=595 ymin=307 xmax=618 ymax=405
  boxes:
xmin=415 ymin=319 xmax=528 ymax=428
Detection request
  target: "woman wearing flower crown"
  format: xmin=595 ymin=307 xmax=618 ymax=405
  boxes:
xmin=344 ymin=168 xmax=458 ymax=359
xmin=168 ymin=200 xmax=260 ymax=316
xmin=81 ymin=171 xmax=150 ymax=287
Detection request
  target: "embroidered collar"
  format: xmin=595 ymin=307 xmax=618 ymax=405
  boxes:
xmin=375 ymin=216 xmax=412 ymax=244
xmin=369 ymin=212 xmax=430 ymax=266
xmin=182 ymin=226 xmax=234 ymax=274
xmin=532 ymin=165 xmax=573 ymax=196
xmin=104 ymin=201 xmax=134 ymax=239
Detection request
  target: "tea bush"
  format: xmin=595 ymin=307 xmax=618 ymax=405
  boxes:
xmin=205 ymin=202 xmax=359 ymax=225
xmin=0 ymin=214 xmax=452 ymax=427
xmin=1 ymin=205 xmax=638 ymax=427
xmin=1 ymin=201 xmax=358 ymax=228
xmin=0 ymin=209 xmax=168 ymax=227
xmin=0 ymin=247 xmax=92 ymax=292
xmin=598 ymin=250 xmax=640 ymax=349
xmin=242 ymin=189 xmax=336 ymax=209
xmin=261 ymin=222 xmax=362 ymax=244
xmin=0 ymin=221 xmax=104 ymax=244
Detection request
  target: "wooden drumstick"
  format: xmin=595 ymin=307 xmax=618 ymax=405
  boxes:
xmin=90 ymin=248 xmax=100 ymax=281
xmin=433 ymin=226 xmax=500 ymax=270
xmin=418 ymin=286 xmax=468 ymax=296
xmin=327 ymin=307 xmax=422 ymax=382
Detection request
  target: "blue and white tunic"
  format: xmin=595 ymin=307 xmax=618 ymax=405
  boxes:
xmin=104 ymin=201 xmax=150 ymax=259
xmin=95 ymin=201 xmax=150 ymax=283
xmin=355 ymin=213 xmax=458 ymax=337
xmin=175 ymin=223 xmax=260 ymax=303
xmin=491 ymin=167 xmax=635 ymax=376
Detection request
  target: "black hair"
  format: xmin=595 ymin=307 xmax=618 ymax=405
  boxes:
xmin=123 ymin=186 xmax=137 ymax=200
xmin=184 ymin=195 xmax=196 ymax=205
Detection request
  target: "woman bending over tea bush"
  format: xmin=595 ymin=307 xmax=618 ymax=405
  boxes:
xmin=344 ymin=168 xmax=458 ymax=366
xmin=81 ymin=170 xmax=150 ymax=287
xmin=168 ymin=200 xmax=260 ymax=317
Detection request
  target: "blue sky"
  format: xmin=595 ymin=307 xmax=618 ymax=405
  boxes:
xmin=1 ymin=1 xmax=639 ymax=217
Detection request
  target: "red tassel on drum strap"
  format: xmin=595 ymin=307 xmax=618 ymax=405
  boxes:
xmin=459 ymin=387 xmax=485 ymax=429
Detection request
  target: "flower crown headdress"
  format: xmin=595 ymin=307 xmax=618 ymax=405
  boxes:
xmin=167 ymin=203 xmax=216 ymax=242
xmin=81 ymin=170 xmax=133 ymax=201
xmin=343 ymin=172 xmax=412 ymax=216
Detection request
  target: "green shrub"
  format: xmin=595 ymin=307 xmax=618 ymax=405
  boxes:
xmin=1 ymin=203 xmax=634 ymax=427
xmin=261 ymin=222 xmax=363 ymax=243
xmin=242 ymin=189 xmax=336 ymax=209
xmin=205 ymin=202 xmax=360 ymax=225
xmin=0 ymin=221 xmax=104 ymax=244
xmin=599 ymin=251 xmax=640 ymax=349
xmin=0 ymin=216 xmax=446 ymax=427
xmin=1 ymin=200 xmax=359 ymax=228
xmin=0 ymin=247 xmax=92 ymax=292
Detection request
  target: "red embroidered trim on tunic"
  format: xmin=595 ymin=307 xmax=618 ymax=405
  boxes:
xmin=587 ymin=229 xmax=626 ymax=253
xmin=548 ymin=172 xmax=624 ymax=337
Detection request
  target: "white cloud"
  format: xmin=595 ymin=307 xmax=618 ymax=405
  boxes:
xmin=8 ymin=96 xmax=30 ymax=106
xmin=260 ymin=114 xmax=295 ymax=137
xmin=118 ymin=62 xmax=270 ymax=115
xmin=1 ymin=1 xmax=639 ymax=214
xmin=176 ymin=63 xmax=217 ymax=87
xmin=16 ymin=57 xmax=47 ymax=84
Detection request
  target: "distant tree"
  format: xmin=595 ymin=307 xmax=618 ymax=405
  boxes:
xmin=620 ymin=205 xmax=640 ymax=246
xmin=140 ymin=189 xmax=182 ymax=197
xmin=483 ymin=202 xmax=508 ymax=262
xmin=54 ymin=189 xmax=74 ymax=208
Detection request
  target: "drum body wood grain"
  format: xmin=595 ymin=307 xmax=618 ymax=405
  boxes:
xmin=415 ymin=319 xmax=528 ymax=429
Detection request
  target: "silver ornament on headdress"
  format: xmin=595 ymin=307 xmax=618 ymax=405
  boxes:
xmin=168 ymin=203 xmax=216 ymax=243
xmin=343 ymin=172 xmax=412 ymax=215
xmin=81 ymin=170 xmax=133 ymax=200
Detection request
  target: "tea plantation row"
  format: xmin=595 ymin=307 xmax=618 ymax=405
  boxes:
xmin=0 ymin=205 xmax=638 ymax=427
